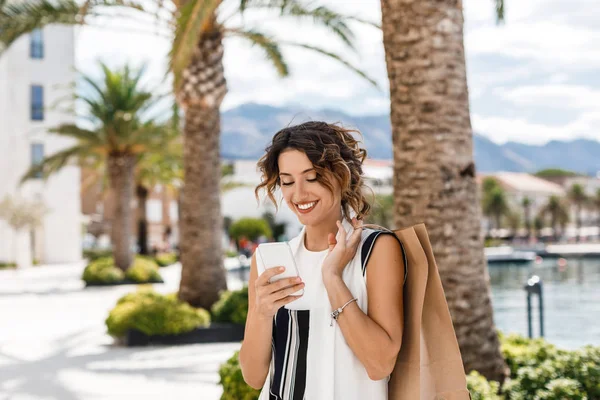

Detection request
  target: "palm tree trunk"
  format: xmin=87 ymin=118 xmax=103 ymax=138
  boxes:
xmin=381 ymin=0 xmax=508 ymax=383
xmin=136 ymin=184 xmax=149 ymax=255
xmin=108 ymin=154 xmax=135 ymax=271
xmin=177 ymin=29 xmax=228 ymax=310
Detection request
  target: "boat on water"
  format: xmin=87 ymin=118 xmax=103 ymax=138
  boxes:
xmin=485 ymin=246 xmax=537 ymax=264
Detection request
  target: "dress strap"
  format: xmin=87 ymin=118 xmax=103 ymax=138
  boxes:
xmin=360 ymin=230 xmax=408 ymax=285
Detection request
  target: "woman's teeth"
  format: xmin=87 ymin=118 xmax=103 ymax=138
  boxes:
xmin=297 ymin=201 xmax=317 ymax=212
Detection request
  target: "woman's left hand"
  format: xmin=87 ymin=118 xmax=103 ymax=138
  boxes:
xmin=322 ymin=217 xmax=364 ymax=279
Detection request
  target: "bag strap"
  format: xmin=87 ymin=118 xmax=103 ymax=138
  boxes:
xmin=360 ymin=228 xmax=408 ymax=285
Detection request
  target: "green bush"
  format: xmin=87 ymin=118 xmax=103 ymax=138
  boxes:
xmin=83 ymin=256 xmax=161 ymax=284
xmin=467 ymin=370 xmax=501 ymax=400
xmin=125 ymin=257 xmax=162 ymax=283
xmin=229 ymin=218 xmax=272 ymax=242
xmin=224 ymin=250 xmax=239 ymax=258
xmin=82 ymin=257 xmax=125 ymax=284
xmin=0 ymin=262 xmax=17 ymax=269
xmin=218 ymin=351 xmax=261 ymax=400
xmin=105 ymin=287 xmax=210 ymax=338
xmin=498 ymin=333 xmax=600 ymax=399
xmin=211 ymin=286 xmax=249 ymax=325
xmin=155 ymin=252 xmax=178 ymax=267
xmin=83 ymin=248 xmax=113 ymax=261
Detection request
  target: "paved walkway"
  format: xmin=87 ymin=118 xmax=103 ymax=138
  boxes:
xmin=0 ymin=262 xmax=241 ymax=400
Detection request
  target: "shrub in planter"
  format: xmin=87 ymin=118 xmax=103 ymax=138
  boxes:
xmin=500 ymin=332 xmax=561 ymax=376
xmin=211 ymin=286 xmax=249 ymax=325
xmin=105 ymin=287 xmax=210 ymax=338
xmin=125 ymin=257 xmax=162 ymax=282
xmin=218 ymin=351 xmax=260 ymax=400
xmin=0 ymin=262 xmax=17 ymax=269
xmin=82 ymin=257 xmax=125 ymax=284
xmin=466 ymin=370 xmax=501 ymax=400
xmin=83 ymin=248 xmax=113 ymax=261
xmin=155 ymin=252 xmax=178 ymax=267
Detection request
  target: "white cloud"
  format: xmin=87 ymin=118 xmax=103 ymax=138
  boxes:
xmin=494 ymin=85 xmax=600 ymax=110
xmin=72 ymin=0 xmax=600 ymax=144
xmin=472 ymin=113 xmax=600 ymax=145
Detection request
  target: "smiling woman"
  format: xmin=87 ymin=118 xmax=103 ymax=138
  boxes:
xmin=241 ymin=121 xmax=406 ymax=400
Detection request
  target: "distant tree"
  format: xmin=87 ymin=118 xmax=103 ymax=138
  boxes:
xmin=541 ymin=195 xmax=570 ymax=241
xmin=367 ymin=193 xmax=394 ymax=229
xmin=0 ymin=195 xmax=48 ymax=268
xmin=229 ymin=218 xmax=272 ymax=243
xmin=261 ymin=211 xmax=287 ymax=241
xmin=593 ymin=189 xmax=600 ymax=238
xmin=506 ymin=210 xmax=521 ymax=237
xmin=567 ymin=183 xmax=588 ymax=242
xmin=482 ymin=176 xmax=501 ymax=193
xmin=522 ymin=196 xmax=532 ymax=240
xmin=483 ymin=187 xmax=509 ymax=233
xmin=535 ymin=169 xmax=580 ymax=179
xmin=533 ymin=215 xmax=544 ymax=239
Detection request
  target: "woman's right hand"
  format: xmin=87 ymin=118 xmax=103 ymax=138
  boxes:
xmin=253 ymin=266 xmax=304 ymax=320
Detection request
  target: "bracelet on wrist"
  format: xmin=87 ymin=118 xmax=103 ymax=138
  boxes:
xmin=330 ymin=297 xmax=358 ymax=327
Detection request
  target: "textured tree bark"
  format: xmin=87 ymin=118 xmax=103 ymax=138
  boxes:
xmin=136 ymin=184 xmax=149 ymax=255
xmin=177 ymin=28 xmax=228 ymax=310
xmin=380 ymin=0 xmax=508 ymax=383
xmin=107 ymin=154 xmax=135 ymax=271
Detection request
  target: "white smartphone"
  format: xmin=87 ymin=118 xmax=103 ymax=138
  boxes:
xmin=257 ymin=242 xmax=304 ymax=296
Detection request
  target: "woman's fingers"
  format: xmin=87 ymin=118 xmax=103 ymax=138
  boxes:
xmin=268 ymin=282 xmax=305 ymax=301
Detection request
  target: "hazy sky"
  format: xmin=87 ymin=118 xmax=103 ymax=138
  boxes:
xmin=75 ymin=0 xmax=600 ymax=145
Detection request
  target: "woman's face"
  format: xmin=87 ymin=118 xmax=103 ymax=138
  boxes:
xmin=278 ymin=149 xmax=341 ymax=226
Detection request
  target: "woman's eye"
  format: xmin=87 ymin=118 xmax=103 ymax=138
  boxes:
xmin=307 ymin=178 xmax=318 ymax=182
xmin=282 ymin=182 xmax=293 ymax=186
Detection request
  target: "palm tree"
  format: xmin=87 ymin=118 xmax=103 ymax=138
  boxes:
xmin=594 ymin=189 xmax=600 ymax=239
xmin=506 ymin=210 xmax=521 ymax=238
xmin=522 ymin=196 xmax=532 ymax=241
xmin=567 ymin=183 xmax=587 ymax=242
xmin=380 ymin=0 xmax=508 ymax=382
xmin=21 ymin=63 xmax=168 ymax=271
xmin=2 ymin=1 xmax=378 ymax=309
xmin=483 ymin=187 xmax=509 ymax=234
xmin=540 ymin=195 xmax=569 ymax=242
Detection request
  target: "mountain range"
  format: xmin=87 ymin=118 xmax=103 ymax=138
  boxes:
xmin=221 ymin=103 xmax=600 ymax=175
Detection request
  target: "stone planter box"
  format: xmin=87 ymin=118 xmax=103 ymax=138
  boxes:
xmin=125 ymin=322 xmax=245 ymax=347
xmin=84 ymin=278 xmax=164 ymax=287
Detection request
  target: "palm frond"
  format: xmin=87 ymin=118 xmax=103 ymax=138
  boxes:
xmin=169 ymin=0 xmax=221 ymax=91
xmin=49 ymin=124 xmax=103 ymax=144
xmin=280 ymin=41 xmax=379 ymax=88
xmin=226 ymin=28 xmax=288 ymax=76
xmin=20 ymin=144 xmax=96 ymax=184
xmin=0 ymin=0 xmax=145 ymax=55
xmin=495 ymin=0 xmax=505 ymax=23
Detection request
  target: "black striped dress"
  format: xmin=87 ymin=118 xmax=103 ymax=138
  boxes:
xmin=257 ymin=217 xmax=406 ymax=400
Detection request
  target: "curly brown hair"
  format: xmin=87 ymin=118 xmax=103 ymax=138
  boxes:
xmin=254 ymin=121 xmax=374 ymax=222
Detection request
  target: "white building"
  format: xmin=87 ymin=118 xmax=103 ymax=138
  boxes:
xmin=0 ymin=26 xmax=81 ymax=265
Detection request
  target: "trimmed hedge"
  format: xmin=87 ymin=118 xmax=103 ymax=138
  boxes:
xmin=105 ymin=287 xmax=210 ymax=338
xmin=82 ymin=256 xmax=161 ymax=284
xmin=219 ymin=351 xmax=261 ymax=400
xmin=83 ymin=249 xmax=113 ymax=261
xmin=211 ymin=286 xmax=249 ymax=325
xmin=218 ymin=332 xmax=600 ymax=399
xmin=155 ymin=252 xmax=178 ymax=267
xmin=0 ymin=262 xmax=17 ymax=269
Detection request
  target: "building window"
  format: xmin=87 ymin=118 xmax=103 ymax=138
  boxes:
xmin=31 ymin=85 xmax=44 ymax=121
xmin=147 ymin=199 xmax=163 ymax=223
xmin=31 ymin=143 xmax=44 ymax=179
xmin=30 ymin=29 xmax=44 ymax=59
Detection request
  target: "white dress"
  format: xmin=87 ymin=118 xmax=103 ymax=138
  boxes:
xmin=256 ymin=209 xmax=403 ymax=400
